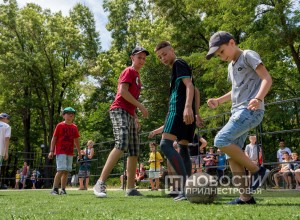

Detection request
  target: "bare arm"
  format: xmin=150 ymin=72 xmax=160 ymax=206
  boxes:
xmin=194 ymin=87 xmax=204 ymax=127
xmin=182 ymin=78 xmax=195 ymax=124
xmin=88 ymin=148 xmax=94 ymax=159
xmin=199 ymin=137 xmax=207 ymax=150
xmin=248 ymin=64 xmax=273 ymax=110
xmin=48 ymin=136 xmax=57 ymax=159
xmin=120 ymin=83 xmax=148 ymax=118
xmin=148 ymin=125 xmax=164 ymax=138
xmin=194 ymin=87 xmax=200 ymax=115
xmin=74 ymin=138 xmax=82 ymax=158
xmin=4 ymin=137 xmax=10 ymax=160
xmin=207 ymin=91 xmax=231 ymax=109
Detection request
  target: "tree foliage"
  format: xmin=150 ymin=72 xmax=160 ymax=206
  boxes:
xmin=0 ymin=0 xmax=299 ymax=180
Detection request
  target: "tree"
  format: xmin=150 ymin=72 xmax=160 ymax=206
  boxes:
xmin=0 ymin=0 xmax=100 ymax=184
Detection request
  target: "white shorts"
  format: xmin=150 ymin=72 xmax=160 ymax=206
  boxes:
xmin=149 ymin=168 xmax=160 ymax=179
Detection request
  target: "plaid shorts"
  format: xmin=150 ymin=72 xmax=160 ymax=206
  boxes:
xmin=110 ymin=108 xmax=139 ymax=156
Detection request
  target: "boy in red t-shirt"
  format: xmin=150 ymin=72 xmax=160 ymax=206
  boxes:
xmin=48 ymin=107 xmax=81 ymax=195
xmin=93 ymin=47 xmax=149 ymax=198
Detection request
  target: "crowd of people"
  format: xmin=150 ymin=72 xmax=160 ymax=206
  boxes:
xmin=271 ymin=140 xmax=300 ymax=189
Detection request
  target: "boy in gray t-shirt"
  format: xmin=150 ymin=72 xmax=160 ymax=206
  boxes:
xmin=206 ymin=31 xmax=272 ymax=205
xmin=245 ymin=135 xmax=261 ymax=164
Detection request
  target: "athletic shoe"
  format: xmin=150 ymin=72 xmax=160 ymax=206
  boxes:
xmin=93 ymin=180 xmax=107 ymax=198
xmin=50 ymin=189 xmax=59 ymax=195
xmin=173 ymin=193 xmax=187 ymax=201
xmin=126 ymin=189 xmax=143 ymax=196
xmin=251 ymin=166 xmax=270 ymax=191
xmin=60 ymin=189 xmax=67 ymax=195
xmin=227 ymin=197 xmax=256 ymax=205
xmin=272 ymin=185 xmax=280 ymax=189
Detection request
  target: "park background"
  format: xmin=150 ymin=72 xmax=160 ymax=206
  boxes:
xmin=0 ymin=0 xmax=299 ymax=188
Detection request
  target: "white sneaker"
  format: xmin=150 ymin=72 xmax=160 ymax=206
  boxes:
xmin=173 ymin=193 xmax=187 ymax=201
xmin=93 ymin=180 xmax=107 ymax=198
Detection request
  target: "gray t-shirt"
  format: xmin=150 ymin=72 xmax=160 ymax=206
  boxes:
xmin=245 ymin=144 xmax=260 ymax=161
xmin=228 ymin=50 xmax=264 ymax=110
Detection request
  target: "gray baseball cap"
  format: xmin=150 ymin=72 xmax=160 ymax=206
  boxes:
xmin=131 ymin=47 xmax=150 ymax=56
xmin=206 ymin=31 xmax=234 ymax=60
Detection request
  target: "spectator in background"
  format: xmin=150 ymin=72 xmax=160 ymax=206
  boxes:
xmin=277 ymin=139 xmax=291 ymax=163
xmin=120 ymin=170 xmax=128 ymax=190
xmin=148 ymin=142 xmax=163 ymax=191
xmin=78 ymin=140 xmax=95 ymax=190
xmin=290 ymin=152 xmax=300 ymax=189
xmin=272 ymin=151 xmax=293 ymax=189
xmin=216 ymin=149 xmax=226 ymax=184
xmin=15 ymin=169 xmax=21 ymax=189
xmin=20 ymin=161 xmax=30 ymax=189
xmin=0 ymin=113 xmax=11 ymax=188
xmin=188 ymin=134 xmax=207 ymax=174
xmin=244 ymin=135 xmax=262 ymax=168
xmin=31 ymin=171 xmax=37 ymax=189
xmin=203 ymin=147 xmax=217 ymax=176
xmin=135 ymin=163 xmax=146 ymax=182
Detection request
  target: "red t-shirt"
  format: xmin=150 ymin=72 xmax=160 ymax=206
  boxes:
xmin=110 ymin=67 xmax=141 ymax=116
xmin=53 ymin=122 xmax=80 ymax=156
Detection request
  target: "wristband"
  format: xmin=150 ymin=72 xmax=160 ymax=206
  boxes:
xmin=255 ymin=98 xmax=263 ymax=102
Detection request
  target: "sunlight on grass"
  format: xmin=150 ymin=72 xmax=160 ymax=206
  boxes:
xmin=0 ymin=189 xmax=300 ymax=219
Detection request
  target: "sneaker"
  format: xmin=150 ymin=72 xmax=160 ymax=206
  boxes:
xmin=251 ymin=166 xmax=270 ymax=191
xmin=93 ymin=180 xmax=107 ymax=198
xmin=173 ymin=193 xmax=187 ymax=201
xmin=60 ymin=189 xmax=67 ymax=195
xmin=272 ymin=185 xmax=280 ymax=189
xmin=227 ymin=197 xmax=256 ymax=205
xmin=50 ymin=189 xmax=59 ymax=195
xmin=126 ymin=189 xmax=143 ymax=196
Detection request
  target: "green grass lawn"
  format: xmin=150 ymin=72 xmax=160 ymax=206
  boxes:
xmin=1 ymin=188 xmax=300 ymax=220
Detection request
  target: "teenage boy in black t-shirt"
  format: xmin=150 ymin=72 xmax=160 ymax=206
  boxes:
xmin=154 ymin=41 xmax=201 ymax=201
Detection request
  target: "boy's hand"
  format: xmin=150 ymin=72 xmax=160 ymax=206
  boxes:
xmin=195 ymin=115 xmax=204 ymax=127
xmin=48 ymin=152 xmax=54 ymax=159
xmin=135 ymin=118 xmax=141 ymax=131
xmin=148 ymin=131 xmax=155 ymax=138
xmin=207 ymin=99 xmax=219 ymax=109
xmin=247 ymin=98 xmax=260 ymax=111
xmin=139 ymin=104 xmax=149 ymax=118
xmin=183 ymin=107 xmax=194 ymax=124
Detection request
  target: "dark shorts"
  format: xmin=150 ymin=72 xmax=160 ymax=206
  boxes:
xmin=78 ymin=170 xmax=91 ymax=178
xmin=163 ymin=111 xmax=195 ymax=142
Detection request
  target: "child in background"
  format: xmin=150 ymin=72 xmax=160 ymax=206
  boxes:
xmin=78 ymin=140 xmax=95 ymax=190
xmin=15 ymin=169 xmax=20 ymax=189
xmin=291 ymin=152 xmax=300 ymax=189
xmin=48 ymin=107 xmax=81 ymax=195
xmin=272 ymin=151 xmax=293 ymax=189
xmin=31 ymin=171 xmax=36 ymax=189
xmin=148 ymin=142 xmax=163 ymax=190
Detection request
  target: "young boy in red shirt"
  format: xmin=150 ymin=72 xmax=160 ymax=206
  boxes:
xmin=48 ymin=107 xmax=81 ymax=195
